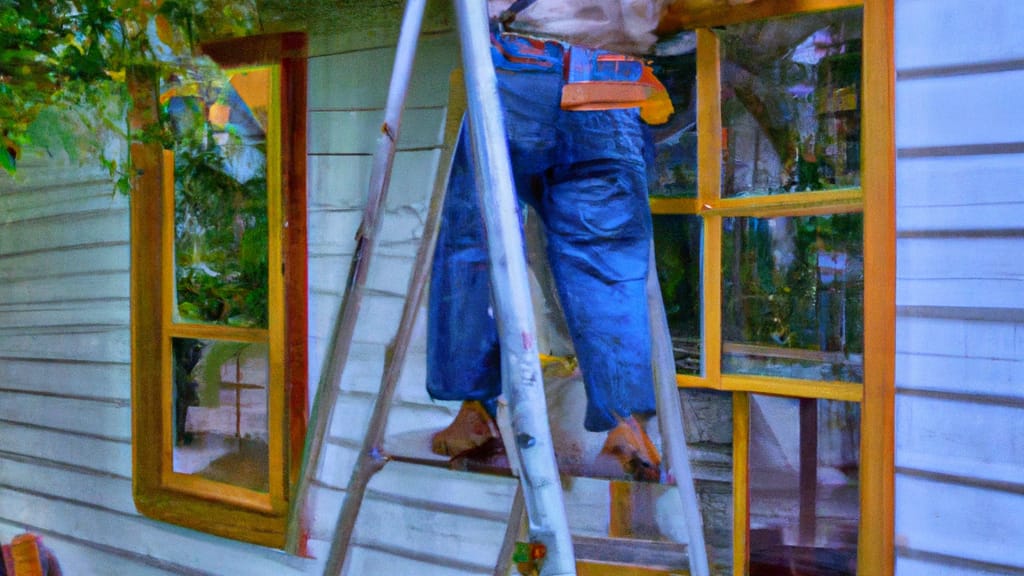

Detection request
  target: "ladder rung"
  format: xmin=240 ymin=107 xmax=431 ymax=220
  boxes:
xmin=572 ymin=535 xmax=689 ymax=571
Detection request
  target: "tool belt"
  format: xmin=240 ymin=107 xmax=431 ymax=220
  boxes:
xmin=560 ymin=45 xmax=673 ymax=124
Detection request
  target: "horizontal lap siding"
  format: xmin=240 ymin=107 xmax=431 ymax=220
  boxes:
xmin=895 ymin=1 xmax=1024 ymax=572
xmin=305 ymin=31 xmax=515 ymax=575
xmin=0 ymin=154 xmax=315 ymax=573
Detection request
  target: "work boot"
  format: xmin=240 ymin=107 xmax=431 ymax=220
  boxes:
xmin=431 ymin=400 xmax=501 ymax=457
xmin=596 ymin=415 xmax=662 ymax=482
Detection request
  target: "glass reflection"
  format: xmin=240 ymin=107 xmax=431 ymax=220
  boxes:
xmin=749 ymin=395 xmax=859 ymax=575
xmin=718 ymin=8 xmax=863 ymax=197
xmin=653 ymin=214 xmax=702 ymax=375
xmin=166 ymin=66 xmax=272 ymax=327
xmin=722 ymin=214 xmax=863 ymax=382
xmin=649 ymin=49 xmax=698 ymax=198
xmin=171 ymin=337 xmax=269 ymax=493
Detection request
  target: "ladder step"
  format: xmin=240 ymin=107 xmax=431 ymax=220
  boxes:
xmin=572 ymin=535 xmax=688 ymax=572
xmin=383 ymin=428 xmax=674 ymax=484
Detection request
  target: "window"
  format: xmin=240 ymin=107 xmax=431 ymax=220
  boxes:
xmin=130 ymin=33 xmax=307 ymax=547
xmin=650 ymin=1 xmax=892 ymax=574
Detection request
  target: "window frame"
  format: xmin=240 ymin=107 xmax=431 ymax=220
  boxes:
xmin=129 ymin=32 xmax=308 ymax=548
xmin=651 ymin=1 xmax=893 ymax=574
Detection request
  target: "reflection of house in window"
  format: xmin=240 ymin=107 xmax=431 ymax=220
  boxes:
xmin=173 ymin=339 xmax=270 ymax=493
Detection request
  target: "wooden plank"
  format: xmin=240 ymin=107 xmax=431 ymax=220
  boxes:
xmin=0 ymin=489 xmax=314 ymax=576
xmin=0 ymin=391 xmax=130 ymax=440
xmin=895 ymin=394 xmax=1024 ymax=474
xmin=308 ymin=34 xmax=458 ymax=110
xmin=0 ymin=327 xmax=130 ymax=364
xmin=309 ymin=253 xmax=415 ymax=297
xmin=897 ymin=154 xmax=1024 ymax=209
xmin=0 ymin=522 xmax=192 ymax=576
xmin=0 ymin=209 xmax=127 ymax=257
xmin=0 ymin=454 xmax=136 ymax=515
xmin=308 ymin=150 xmax=441 ymax=211
xmin=0 ymin=422 xmax=131 ymax=477
xmin=895 ymin=352 xmax=1024 ymax=400
xmin=896 ymin=70 xmax=1024 ymax=150
xmin=895 ymin=0 xmax=1024 ymax=71
xmin=895 ymin=474 xmax=1024 ymax=570
xmin=0 ymin=358 xmax=130 ymax=400
xmin=308 ymin=108 xmax=446 ymax=154
xmin=0 ymin=273 xmax=128 ymax=307
xmin=0 ymin=243 xmax=129 ymax=283
xmin=0 ymin=300 xmax=129 ymax=331
xmin=1 ymin=181 xmax=121 ymax=222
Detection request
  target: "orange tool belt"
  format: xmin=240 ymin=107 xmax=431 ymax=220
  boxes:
xmin=560 ymin=45 xmax=674 ymax=125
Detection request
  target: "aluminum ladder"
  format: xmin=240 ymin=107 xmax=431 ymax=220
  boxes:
xmin=286 ymin=1 xmax=711 ymax=574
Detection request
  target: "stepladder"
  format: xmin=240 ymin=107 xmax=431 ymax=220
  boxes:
xmin=287 ymin=1 xmax=712 ymax=574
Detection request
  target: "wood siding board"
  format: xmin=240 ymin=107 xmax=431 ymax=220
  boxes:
xmin=0 ymin=392 xmax=131 ymax=440
xmin=0 ymin=521 xmax=207 ymax=576
xmin=897 ymin=547 xmax=1024 ymax=576
xmin=0 ymin=359 xmax=129 ymax=400
xmin=307 ymin=35 xmax=457 ymax=110
xmin=309 ymin=151 xmax=440 ymax=213
xmin=895 ymin=395 xmax=1024 ymax=476
xmin=896 ymin=352 xmax=1024 ymax=400
xmin=0 ymin=490 xmax=314 ymax=576
xmin=0 ymin=327 xmax=130 ymax=364
xmin=894 ymin=0 xmax=1024 ymax=71
xmin=1 ymin=183 xmax=122 ymax=223
xmin=0 ymin=301 xmax=130 ymax=332
xmin=0 ymin=455 xmax=137 ymax=515
xmin=897 ymin=154 xmax=1024 ymax=208
xmin=0 ymin=422 xmax=131 ymax=477
xmin=896 ymin=70 xmax=1024 ymax=150
xmin=0 ymin=209 xmax=128 ymax=256
xmin=308 ymin=108 xmax=446 ymax=154
xmin=895 ymin=474 xmax=1024 ymax=570
xmin=1 ymin=244 xmax=129 ymax=282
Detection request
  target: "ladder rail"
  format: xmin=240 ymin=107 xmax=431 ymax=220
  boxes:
xmin=453 ymin=0 xmax=576 ymax=573
xmin=318 ymin=78 xmax=464 ymax=576
xmin=647 ymin=240 xmax=711 ymax=576
xmin=285 ymin=0 xmax=428 ymax=556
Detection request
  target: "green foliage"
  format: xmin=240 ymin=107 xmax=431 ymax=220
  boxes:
xmin=172 ymin=115 xmax=269 ymax=327
xmin=0 ymin=0 xmax=259 ymax=187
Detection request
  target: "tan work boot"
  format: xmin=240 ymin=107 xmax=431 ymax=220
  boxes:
xmin=597 ymin=415 xmax=662 ymax=482
xmin=431 ymin=400 xmax=501 ymax=457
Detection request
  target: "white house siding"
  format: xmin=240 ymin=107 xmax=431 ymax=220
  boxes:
xmin=894 ymin=1 xmax=1024 ymax=574
xmin=301 ymin=31 xmax=523 ymax=574
xmin=0 ymin=153 xmax=316 ymax=575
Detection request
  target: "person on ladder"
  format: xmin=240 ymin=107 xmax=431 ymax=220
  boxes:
xmin=427 ymin=0 xmax=676 ymax=482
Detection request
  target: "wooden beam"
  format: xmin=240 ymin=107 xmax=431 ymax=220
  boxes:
xmin=859 ymin=0 xmax=896 ymax=573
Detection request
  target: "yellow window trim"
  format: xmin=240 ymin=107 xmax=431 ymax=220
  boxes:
xmin=650 ymin=2 xmax=893 ymax=575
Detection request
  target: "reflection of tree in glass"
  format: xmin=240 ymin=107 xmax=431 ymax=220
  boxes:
xmin=723 ymin=214 xmax=863 ymax=362
xmin=718 ymin=8 xmax=862 ymax=192
xmin=167 ymin=82 xmax=268 ymax=327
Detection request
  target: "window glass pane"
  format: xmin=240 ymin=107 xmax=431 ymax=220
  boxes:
xmin=722 ymin=214 xmax=863 ymax=382
xmin=167 ymin=66 xmax=272 ymax=327
xmin=649 ymin=48 xmax=698 ymax=198
xmin=718 ymin=8 xmax=862 ymax=198
xmin=653 ymin=214 xmax=702 ymax=375
xmin=749 ymin=395 xmax=859 ymax=575
xmin=172 ymin=337 xmax=269 ymax=492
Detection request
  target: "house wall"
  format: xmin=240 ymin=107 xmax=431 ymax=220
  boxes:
xmin=893 ymin=1 xmax=1024 ymax=574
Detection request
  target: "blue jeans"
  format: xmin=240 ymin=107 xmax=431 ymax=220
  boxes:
xmin=426 ymin=34 xmax=656 ymax=432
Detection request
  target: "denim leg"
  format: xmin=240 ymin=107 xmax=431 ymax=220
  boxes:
xmin=426 ymin=126 xmax=503 ymax=408
xmin=541 ymin=144 xmax=656 ymax=432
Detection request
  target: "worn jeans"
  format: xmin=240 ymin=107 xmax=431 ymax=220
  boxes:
xmin=426 ymin=33 xmax=656 ymax=432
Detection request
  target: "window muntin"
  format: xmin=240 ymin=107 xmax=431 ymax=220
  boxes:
xmin=649 ymin=2 xmax=888 ymax=574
